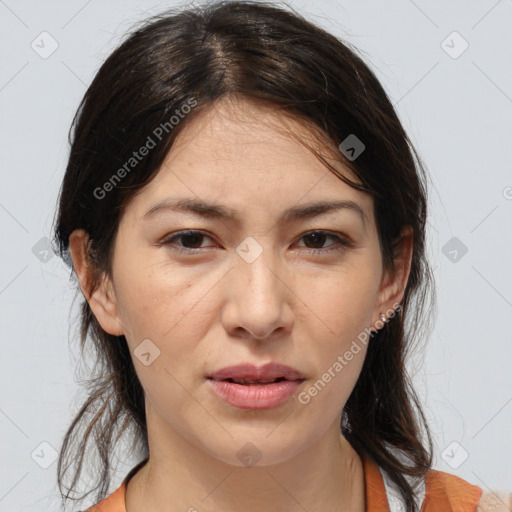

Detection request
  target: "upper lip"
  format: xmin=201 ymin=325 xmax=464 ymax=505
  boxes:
xmin=207 ymin=362 xmax=305 ymax=381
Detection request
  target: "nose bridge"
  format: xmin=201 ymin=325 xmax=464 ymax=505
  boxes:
xmin=237 ymin=235 xmax=281 ymax=300
xmin=227 ymin=235 xmax=290 ymax=338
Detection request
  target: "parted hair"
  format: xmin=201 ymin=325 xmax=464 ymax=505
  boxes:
xmin=52 ymin=1 xmax=435 ymax=510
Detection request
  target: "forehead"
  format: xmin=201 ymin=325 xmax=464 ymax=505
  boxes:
xmin=166 ymin=95 xmax=356 ymax=177
xmin=124 ymin=96 xmax=374 ymax=227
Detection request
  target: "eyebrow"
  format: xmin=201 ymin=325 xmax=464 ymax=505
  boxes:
xmin=142 ymin=197 xmax=368 ymax=228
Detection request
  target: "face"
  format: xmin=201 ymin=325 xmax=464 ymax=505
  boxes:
xmin=73 ymin=96 xmax=410 ymax=467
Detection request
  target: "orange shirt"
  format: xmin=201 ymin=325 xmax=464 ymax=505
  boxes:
xmin=85 ymin=455 xmax=483 ymax=512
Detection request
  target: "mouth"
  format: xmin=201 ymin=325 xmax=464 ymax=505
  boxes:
xmin=205 ymin=362 xmax=306 ymax=409
xmin=207 ymin=376 xmax=299 ymax=385
xmin=206 ymin=362 xmax=305 ymax=382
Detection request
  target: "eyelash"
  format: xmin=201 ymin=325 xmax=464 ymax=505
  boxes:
xmin=159 ymin=230 xmax=354 ymax=256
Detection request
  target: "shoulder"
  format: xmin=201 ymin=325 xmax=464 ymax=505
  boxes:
xmin=423 ymin=468 xmax=510 ymax=512
xmin=83 ymin=458 xmax=147 ymax=511
xmin=365 ymin=444 xmax=505 ymax=512
xmin=82 ymin=481 xmax=127 ymax=512
xmin=476 ymin=490 xmax=512 ymax=512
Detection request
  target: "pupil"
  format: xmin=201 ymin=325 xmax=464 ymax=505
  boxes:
xmin=183 ymin=232 xmax=203 ymax=248
xmin=306 ymin=232 xmax=325 ymax=248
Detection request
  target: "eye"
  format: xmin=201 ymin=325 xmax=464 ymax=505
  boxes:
xmin=294 ymin=230 xmax=354 ymax=255
xmin=160 ymin=229 xmax=354 ymax=256
xmin=160 ymin=230 xmax=216 ymax=254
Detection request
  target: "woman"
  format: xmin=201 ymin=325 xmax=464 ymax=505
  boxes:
xmin=52 ymin=1 xmax=508 ymax=511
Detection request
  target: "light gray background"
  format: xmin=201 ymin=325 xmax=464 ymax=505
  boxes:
xmin=1 ymin=0 xmax=511 ymax=510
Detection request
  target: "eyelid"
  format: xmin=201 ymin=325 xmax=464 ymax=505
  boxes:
xmin=159 ymin=230 xmax=216 ymax=252
xmin=159 ymin=229 xmax=355 ymax=254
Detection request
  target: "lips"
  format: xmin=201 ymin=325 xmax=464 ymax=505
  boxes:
xmin=207 ymin=362 xmax=305 ymax=384
xmin=219 ymin=377 xmax=287 ymax=385
xmin=206 ymin=362 xmax=306 ymax=409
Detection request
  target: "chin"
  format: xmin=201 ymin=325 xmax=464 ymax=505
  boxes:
xmin=202 ymin=430 xmax=311 ymax=468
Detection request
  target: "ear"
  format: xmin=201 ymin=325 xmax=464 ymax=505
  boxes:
xmin=68 ymin=229 xmax=124 ymax=336
xmin=373 ymin=225 xmax=414 ymax=325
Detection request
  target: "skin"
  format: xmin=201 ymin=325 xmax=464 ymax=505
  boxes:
xmin=69 ymin=95 xmax=413 ymax=512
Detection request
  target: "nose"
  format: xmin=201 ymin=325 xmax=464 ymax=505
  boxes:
xmin=221 ymin=242 xmax=294 ymax=342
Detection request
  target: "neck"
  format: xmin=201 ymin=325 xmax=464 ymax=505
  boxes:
xmin=126 ymin=407 xmax=365 ymax=512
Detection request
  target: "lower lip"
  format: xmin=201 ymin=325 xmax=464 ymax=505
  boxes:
xmin=206 ymin=378 xmax=304 ymax=410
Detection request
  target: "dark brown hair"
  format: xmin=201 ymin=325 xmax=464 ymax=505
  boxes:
xmin=52 ymin=1 xmax=435 ymax=510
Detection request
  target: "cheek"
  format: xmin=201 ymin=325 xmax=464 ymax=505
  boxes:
xmin=114 ymin=264 xmax=218 ymax=379
xmin=296 ymin=264 xmax=378 ymax=400
xmin=114 ymin=271 xmax=209 ymax=406
xmin=115 ymin=263 xmax=190 ymax=337
xmin=309 ymin=264 xmax=381 ymax=341
xmin=296 ymin=288 xmax=370 ymax=419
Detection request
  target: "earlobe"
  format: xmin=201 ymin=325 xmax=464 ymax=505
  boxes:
xmin=68 ymin=229 xmax=124 ymax=336
xmin=375 ymin=225 xmax=414 ymax=320
xmin=91 ymin=274 xmax=125 ymax=336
